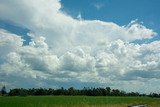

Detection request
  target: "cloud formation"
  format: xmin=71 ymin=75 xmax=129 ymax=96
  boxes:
xmin=93 ymin=3 xmax=105 ymax=10
xmin=0 ymin=0 xmax=159 ymax=93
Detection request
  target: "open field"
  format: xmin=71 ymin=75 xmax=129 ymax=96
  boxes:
xmin=0 ymin=96 xmax=160 ymax=107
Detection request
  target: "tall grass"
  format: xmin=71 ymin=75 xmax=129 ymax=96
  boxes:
xmin=0 ymin=96 xmax=159 ymax=107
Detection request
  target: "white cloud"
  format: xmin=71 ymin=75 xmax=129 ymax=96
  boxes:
xmin=124 ymin=20 xmax=157 ymax=40
xmin=93 ymin=3 xmax=105 ymax=10
xmin=0 ymin=0 xmax=159 ymax=93
xmin=77 ymin=12 xmax=82 ymax=20
xmin=0 ymin=0 xmax=156 ymax=52
xmin=59 ymin=47 xmax=95 ymax=72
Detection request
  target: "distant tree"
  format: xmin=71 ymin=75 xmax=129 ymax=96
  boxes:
xmin=7 ymin=87 xmax=158 ymax=97
xmin=106 ymin=87 xmax=111 ymax=96
xmin=127 ymin=92 xmax=140 ymax=96
xmin=68 ymin=87 xmax=76 ymax=95
xmin=8 ymin=89 xmax=18 ymax=96
xmin=1 ymin=86 xmax=6 ymax=96
xmin=47 ymin=88 xmax=54 ymax=95
xmin=28 ymin=88 xmax=36 ymax=95
xmin=19 ymin=88 xmax=28 ymax=96
xmin=35 ymin=88 xmax=47 ymax=95
xmin=111 ymin=89 xmax=120 ymax=96
xmin=149 ymin=93 xmax=160 ymax=98
xmin=119 ymin=90 xmax=126 ymax=96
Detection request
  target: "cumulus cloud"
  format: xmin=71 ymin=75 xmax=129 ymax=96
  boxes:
xmin=0 ymin=0 xmax=159 ymax=93
xmin=0 ymin=0 xmax=157 ymax=51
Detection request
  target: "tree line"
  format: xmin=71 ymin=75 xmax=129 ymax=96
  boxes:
xmin=1 ymin=86 xmax=160 ymax=98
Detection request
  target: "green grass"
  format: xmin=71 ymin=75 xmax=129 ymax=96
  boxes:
xmin=0 ymin=96 xmax=160 ymax=107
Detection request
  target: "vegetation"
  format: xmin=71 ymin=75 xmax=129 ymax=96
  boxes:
xmin=0 ymin=86 xmax=6 ymax=96
xmin=0 ymin=96 xmax=160 ymax=107
xmin=1 ymin=86 xmax=160 ymax=107
xmin=5 ymin=87 xmax=160 ymax=98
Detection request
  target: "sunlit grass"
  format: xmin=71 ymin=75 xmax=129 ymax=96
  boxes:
xmin=0 ymin=96 xmax=160 ymax=107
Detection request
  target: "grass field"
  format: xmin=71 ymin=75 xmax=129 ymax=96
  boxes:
xmin=0 ymin=96 xmax=160 ymax=107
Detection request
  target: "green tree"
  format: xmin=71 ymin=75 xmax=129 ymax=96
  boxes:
xmin=68 ymin=87 xmax=76 ymax=95
xmin=106 ymin=87 xmax=111 ymax=96
xmin=1 ymin=86 xmax=7 ymax=96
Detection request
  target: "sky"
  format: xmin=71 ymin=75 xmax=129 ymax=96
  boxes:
xmin=0 ymin=0 xmax=160 ymax=93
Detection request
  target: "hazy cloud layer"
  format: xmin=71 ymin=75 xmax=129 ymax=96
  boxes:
xmin=0 ymin=0 xmax=159 ymax=93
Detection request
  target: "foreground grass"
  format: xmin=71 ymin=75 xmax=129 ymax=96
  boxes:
xmin=0 ymin=96 xmax=160 ymax=107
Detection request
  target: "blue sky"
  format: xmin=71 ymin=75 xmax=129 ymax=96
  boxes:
xmin=0 ymin=0 xmax=160 ymax=44
xmin=0 ymin=20 xmax=31 ymax=45
xmin=61 ymin=0 xmax=160 ymax=43
xmin=0 ymin=0 xmax=160 ymax=93
xmin=61 ymin=0 xmax=160 ymax=30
